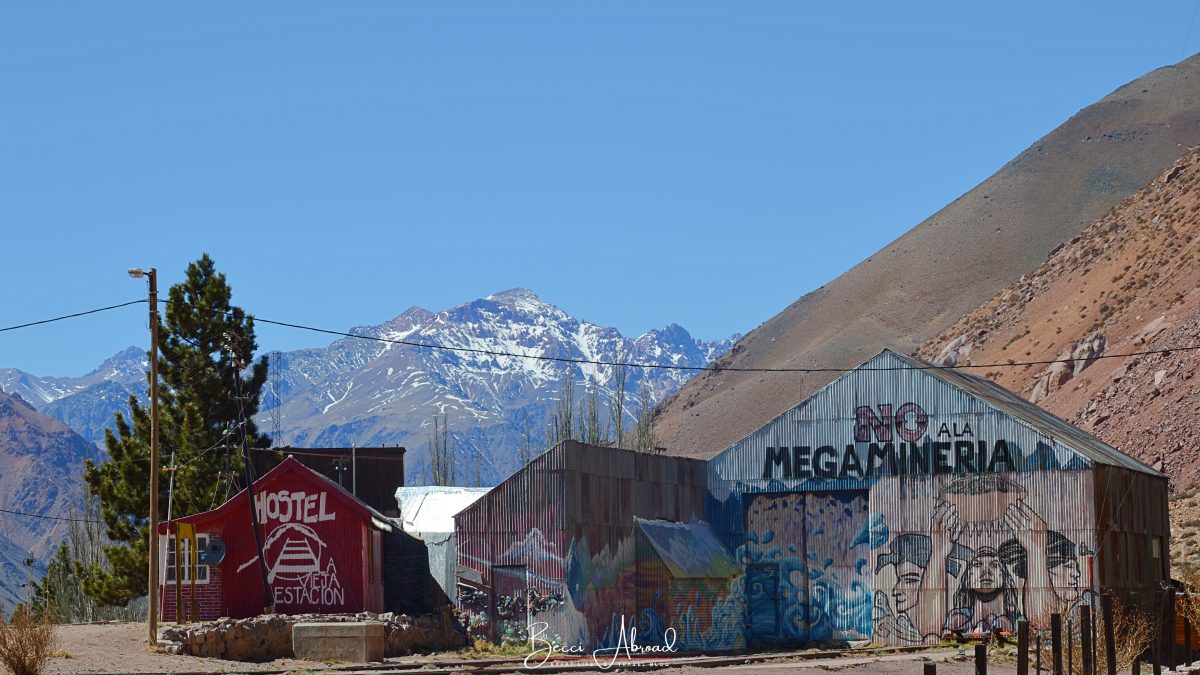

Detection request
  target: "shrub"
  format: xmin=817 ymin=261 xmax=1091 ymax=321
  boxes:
xmin=0 ymin=606 xmax=58 ymax=675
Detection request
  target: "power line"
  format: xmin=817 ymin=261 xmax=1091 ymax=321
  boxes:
xmin=0 ymin=506 xmax=102 ymax=525
xmin=168 ymin=300 xmax=1200 ymax=374
xmin=0 ymin=294 xmax=1190 ymax=374
xmin=0 ymin=299 xmax=145 ymax=333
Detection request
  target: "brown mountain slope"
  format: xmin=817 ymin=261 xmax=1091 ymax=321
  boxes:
xmin=656 ymin=53 xmax=1200 ymax=458
xmin=0 ymin=392 xmax=102 ymax=612
xmin=915 ymin=147 xmax=1200 ymax=576
xmin=916 ymin=147 xmax=1200 ymax=485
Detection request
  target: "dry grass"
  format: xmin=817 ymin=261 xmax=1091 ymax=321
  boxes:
xmin=1034 ymin=594 xmax=1155 ymax=674
xmin=0 ymin=607 xmax=59 ymax=675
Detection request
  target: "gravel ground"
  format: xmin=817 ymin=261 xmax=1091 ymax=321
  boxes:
xmin=40 ymin=622 xmax=1019 ymax=675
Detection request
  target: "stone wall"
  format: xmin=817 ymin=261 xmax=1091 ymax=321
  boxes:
xmin=159 ymin=608 xmax=465 ymax=661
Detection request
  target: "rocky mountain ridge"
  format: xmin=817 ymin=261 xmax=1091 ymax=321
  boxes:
xmin=652 ymin=52 xmax=1200 ymax=459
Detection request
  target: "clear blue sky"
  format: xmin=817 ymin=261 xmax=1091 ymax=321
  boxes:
xmin=2 ymin=2 xmax=1197 ymax=375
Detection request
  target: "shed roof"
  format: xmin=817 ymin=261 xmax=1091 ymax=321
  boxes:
xmin=865 ymin=350 xmax=1158 ymax=475
xmin=159 ymin=455 xmax=393 ymax=533
xmin=635 ymin=518 xmax=740 ymax=579
xmin=394 ymin=486 xmax=490 ymax=533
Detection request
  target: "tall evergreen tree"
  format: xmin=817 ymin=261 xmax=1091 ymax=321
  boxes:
xmin=82 ymin=254 xmax=272 ymax=606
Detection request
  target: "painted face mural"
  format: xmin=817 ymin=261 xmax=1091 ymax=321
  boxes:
xmin=868 ymin=473 xmax=1095 ymax=643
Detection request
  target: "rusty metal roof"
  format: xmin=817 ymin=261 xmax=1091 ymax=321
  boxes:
xmin=881 ymin=349 xmax=1160 ymax=476
xmin=635 ymin=518 xmax=740 ymax=579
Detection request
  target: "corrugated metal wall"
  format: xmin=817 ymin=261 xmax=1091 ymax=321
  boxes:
xmin=705 ymin=350 xmax=1166 ymax=646
xmin=1092 ymin=465 xmax=1171 ymax=611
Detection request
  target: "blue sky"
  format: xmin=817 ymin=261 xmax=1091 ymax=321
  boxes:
xmin=2 ymin=2 xmax=1197 ymax=375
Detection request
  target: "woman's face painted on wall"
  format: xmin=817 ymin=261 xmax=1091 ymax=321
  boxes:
xmin=967 ymin=553 xmax=1004 ymax=592
xmin=892 ymin=561 xmax=923 ymax=614
xmin=1050 ymin=558 xmax=1081 ymax=601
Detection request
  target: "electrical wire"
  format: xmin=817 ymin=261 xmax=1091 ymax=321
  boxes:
xmin=0 ymin=506 xmax=103 ymax=525
xmin=2 ymin=297 xmax=1195 ymax=374
xmin=165 ymin=299 xmax=1200 ymax=374
xmin=0 ymin=299 xmax=145 ymax=333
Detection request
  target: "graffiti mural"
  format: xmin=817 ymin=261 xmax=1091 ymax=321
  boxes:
xmin=739 ymin=491 xmax=872 ymax=645
xmin=870 ymin=473 xmax=1095 ymax=644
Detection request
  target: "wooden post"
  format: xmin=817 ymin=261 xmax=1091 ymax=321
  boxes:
xmin=173 ymin=527 xmax=181 ymax=624
xmin=1017 ymin=619 xmax=1029 ymax=675
xmin=1037 ymin=634 xmax=1042 ymax=674
xmin=975 ymin=644 xmax=987 ymax=675
xmin=923 ymin=663 xmax=937 ymax=675
xmin=1165 ymin=592 xmax=1176 ymax=672
xmin=1101 ymin=594 xmax=1117 ymax=675
xmin=1153 ymin=590 xmax=1163 ymax=675
xmin=1052 ymin=613 xmax=1064 ymax=675
xmin=1081 ymin=605 xmax=1094 ymax=675
xmin=1185 ymin=617 xmax=1192 ymax=667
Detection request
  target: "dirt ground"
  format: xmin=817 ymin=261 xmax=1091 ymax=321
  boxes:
xmin=36 ymin=622 xmax=1023 ymax=675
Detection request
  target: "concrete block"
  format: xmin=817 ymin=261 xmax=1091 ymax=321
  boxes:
xmin=293 ymin=622 xmax=385 ymax=663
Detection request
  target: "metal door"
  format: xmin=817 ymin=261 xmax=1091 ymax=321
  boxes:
xmin=804 ymin=491 xmax=872 ymax=642
xmin=491 ymin=565 xmax=529 ymax=645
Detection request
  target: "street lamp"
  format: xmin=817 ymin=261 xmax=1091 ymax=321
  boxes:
xmin=129 ymin=267 xmax=160 ymax=646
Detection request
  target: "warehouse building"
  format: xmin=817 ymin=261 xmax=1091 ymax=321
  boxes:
xmin=707 ymin=349 xmax=1170 ymax=646
xmin=453 ymin=441 xmax=741 ymax=650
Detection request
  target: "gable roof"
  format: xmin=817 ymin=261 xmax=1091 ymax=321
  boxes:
xmin=160 ymin=455 xmax=393 ymax=533
xmin=860 ymin=350 xmax=1157 ymax=475
xmin=635 ymin=518 xmax=740 ymax=579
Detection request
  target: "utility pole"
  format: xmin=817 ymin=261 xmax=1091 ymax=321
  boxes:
xmin=225 ymin=332 xmax=275 ymax=615
xmin=24 ymin=557 xmax=34 ymax=604
xmin=129 ymin=267 xmax=159 ymax=646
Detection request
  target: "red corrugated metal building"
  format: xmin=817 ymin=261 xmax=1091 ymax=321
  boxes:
xmin=158 ymin=456 xmax=392 ymax=621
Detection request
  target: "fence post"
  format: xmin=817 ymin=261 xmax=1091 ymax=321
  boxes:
xmin=923 ymin=663 xmax=937 ymax=675
xmin=1165 ymin=591 xmax=1175 ymax=672
xmin=1152 ymin=589 xmax=1163 ymax=675
xmin=1081 ymin=605 xmax=1094 ymax=675
xmin=1101 ymin=594 xmax=1117 ymax=675
xmin=1017 ymin=619 xmax=1029 ymax=675
xmin=1052 ymin=613 xmax=1064 ymax=675
xmin=975 ymin=643 xmax=987 ymax=675
xmin=1185 ymin=617 xmax=1192 ymax=667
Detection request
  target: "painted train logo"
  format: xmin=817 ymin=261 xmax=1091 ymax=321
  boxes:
xmin=762 ymin=402 xmax=1018 ymax=480
xmin=236 ymin=488 xmax=346 ymax=607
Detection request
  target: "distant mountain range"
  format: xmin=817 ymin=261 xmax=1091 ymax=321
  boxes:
xmin=2 ymin=289 xmax=738 ymax=485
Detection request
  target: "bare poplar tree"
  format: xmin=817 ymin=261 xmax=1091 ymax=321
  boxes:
xmin=633 ymin=381 xmax=658 ymax=453
xmin=609 ymin=359 xmax=627 ymax=448
xmin=547 ymin=368 xmax=576 ymax=447
xmin=581 ymin=375 xmax=607 ymax=446
xmin=429 ymin=410 xmax=455 ymax=486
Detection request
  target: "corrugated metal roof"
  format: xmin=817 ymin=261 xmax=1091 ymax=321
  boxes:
xmin=882 ymin=350 xmax=1160 ymax=475
xmin=394 ymin=486 xmax=490 ymax=534
xmin=635 ymin=518 xmax=740 ymax=579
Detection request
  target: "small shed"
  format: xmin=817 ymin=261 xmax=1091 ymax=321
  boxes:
xmin=158 ymin=456 xmax=392 ymax=621
xmin=633 ymin=518 xmax=742 ymax=651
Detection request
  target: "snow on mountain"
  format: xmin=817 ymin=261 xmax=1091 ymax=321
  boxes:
xmin=3 ymin=290 xmax=738 ymax=488
xmin=261 ymin=289 xmax=738 ymax=484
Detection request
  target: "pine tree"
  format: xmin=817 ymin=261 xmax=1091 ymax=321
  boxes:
xmin=82 ymin=254 xmax=272 ymax=606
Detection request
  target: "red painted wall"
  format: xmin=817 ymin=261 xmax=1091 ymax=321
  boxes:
xmin=160 ymin=457 xmax=385 ymax=619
